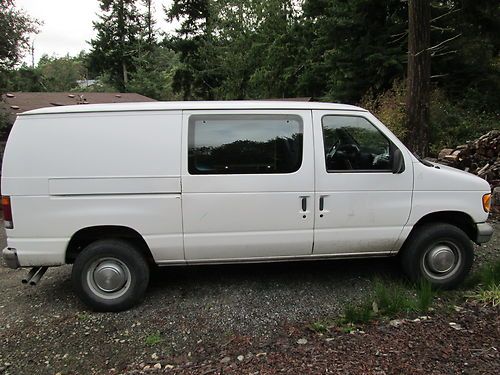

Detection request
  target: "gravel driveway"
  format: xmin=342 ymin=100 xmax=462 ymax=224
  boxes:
xmin=0 ymin=220 xmax=498 ymax=375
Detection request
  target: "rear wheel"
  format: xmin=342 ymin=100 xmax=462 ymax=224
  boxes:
xmin=71 ymin=239 xmax=150 ymax=311
xmin=400 ymin=223 xmax=473 ymax=289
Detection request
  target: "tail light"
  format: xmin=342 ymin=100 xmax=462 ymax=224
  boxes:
xmin=2 ymin=196 xmax=13 ymax=229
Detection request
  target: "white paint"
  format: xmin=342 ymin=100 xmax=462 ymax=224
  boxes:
xmin=1 ymin=101 xmax=491 ymax=267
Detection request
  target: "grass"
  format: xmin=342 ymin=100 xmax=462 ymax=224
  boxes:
xmin=467 ymin=284 xmax=500 ymax=307
xmin=77 ymin=312 xmax=91 ymax=321
xmin=318 ymin=259 xmax=500 ymax=332
xmin=374 ymin=279 xmax=414 ymax=315
xmin=309 ymin=321 xmax=329 ymax=334
xmin=465 ymin=259 xmax=500 ymax=307
xmin=342 ymin=302 xmax=373 ymax=324
xmin=464 ymin=259 xmax=500 ymax=288
xmin=338 ymin=278 xmax=436 ymax=327
xmin=145 ymin=332 xmax=163 ymax=346
xmin=415 ymin=279 xmax=434 ymax=313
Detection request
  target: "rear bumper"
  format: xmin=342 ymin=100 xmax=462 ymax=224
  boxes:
xmin=2 ymin=247 xmax=20 ymax=269
xmin=476 ymin=222 xmax=494 ymax=244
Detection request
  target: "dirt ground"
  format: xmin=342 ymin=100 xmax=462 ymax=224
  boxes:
xmin=0 ymin=220 xmax=498 ymax=375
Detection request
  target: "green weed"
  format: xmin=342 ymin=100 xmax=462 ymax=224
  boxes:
xmin=374 ymin=279 xmax=413 ymax=315
xmin=415 ymin=279 xmax=435 ymax=313
xmin=145 ymin=332 xmax=163 ymax=346
xmin=467 ymin=284 xmax=500 ymax=307
xmin=309 ymin=321 xmax=329 ymax=333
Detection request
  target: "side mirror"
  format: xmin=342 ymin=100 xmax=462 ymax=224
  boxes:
xmin=392 ymin=148 xmax=405 ymax=174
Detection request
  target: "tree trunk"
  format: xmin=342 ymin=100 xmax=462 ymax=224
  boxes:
xmin=406 ymin=0 xmax=431 ymax=157
xmin=122 ymin=61 xmax=128 ymax=85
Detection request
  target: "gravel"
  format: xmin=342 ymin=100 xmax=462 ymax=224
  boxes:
xmin=0 ymin=219 xmax=498 ymax=375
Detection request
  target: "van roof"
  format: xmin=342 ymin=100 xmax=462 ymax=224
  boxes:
xmin=20 ymin=100 xmax=367 ymax=116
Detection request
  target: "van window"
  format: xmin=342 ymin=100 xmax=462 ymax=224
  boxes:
xmin=188 ymin=114 xmax=303 ymax=174
xmin=322 ymin=116 xmax=391 ymax=172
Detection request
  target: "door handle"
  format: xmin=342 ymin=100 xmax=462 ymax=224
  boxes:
xmin=300 ymin=196 xmax=309 ymax=212
xmin=319 ymin=195 xmax=328 ymax=211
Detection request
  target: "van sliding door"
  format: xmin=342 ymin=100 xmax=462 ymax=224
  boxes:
xmin=181 ymin=110 xmax=315 ymax=262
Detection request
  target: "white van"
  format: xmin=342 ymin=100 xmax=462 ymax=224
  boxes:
xmin=1 ymin=101 xmax=493 ymax=311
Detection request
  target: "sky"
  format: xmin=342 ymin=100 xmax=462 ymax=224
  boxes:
xmin=16 ymin=0 xmax=175 ymax=65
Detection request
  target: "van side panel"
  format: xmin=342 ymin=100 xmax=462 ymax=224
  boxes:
xmin=2 ymin=111 xmax=184 ymax=266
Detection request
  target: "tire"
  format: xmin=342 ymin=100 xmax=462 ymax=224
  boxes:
xmin=71 ymin=239 xmax=150 ymax=312
xmin=400 ymin=223 xmax=473 ymax=289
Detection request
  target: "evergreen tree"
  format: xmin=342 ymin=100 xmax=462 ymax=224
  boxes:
xmin=166 ymin=0 xmax=215 ymax=99
xmin=88 ymin=0 xmax=143 ymax=91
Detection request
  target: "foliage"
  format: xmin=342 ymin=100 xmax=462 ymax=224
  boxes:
xmin=309 ymin=321 xmax=329 ymax=334
xmin=339 ymin=278 xmax=437 ymax=327
xmin=301 ymin=0 xmax=407 ymax=103
xmin=429 ymin=89 xmax=499 ymax=154
xmin=362 ymin=81 xmax=499 ymax=156
xmin=374 ymin=279 xmax=414 ymax=315
xmin=0 ymin=104 xmax=10 ymax=135
xmin=37 ymin=53 xmax=87 ymax=91
xmin=3 ymin=65 xmax=43 ymax=91
xmin=0 ymin=0 xmax=40 ymax=93
xmin=341 ymin=302 xmax=374 ymax=325
xmin=415 ymin=279 xmax=434 ymax=313
xmin=361 ymin=80 xmax=408 ymax=140
xmin=1 ymin=0 xmax=498 ymax=151
xmin=145 ymin=331 xmax=162 ymax=346
xmin=467 ymin=284 xmax=500 ymax=307
xmin=0 ymin=0 xmax=40 ymax=71
xmin=88 ymin=0 xmax=144 ymax=91
xmin=125 ymin=45 xmax=180 ymax=100
xmin=466 ymin=259 xmax=500 ymax=288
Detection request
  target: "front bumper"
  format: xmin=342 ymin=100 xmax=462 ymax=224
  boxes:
xmin=476 ymin=223 xmax=494 ymax=244
xmin=2 ymin=247 xmax=20 ymax=269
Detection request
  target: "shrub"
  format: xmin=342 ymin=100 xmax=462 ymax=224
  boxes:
xmin=360 ymin=81 xmax=499 ymax=156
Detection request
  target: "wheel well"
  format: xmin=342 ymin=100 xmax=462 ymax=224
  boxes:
xmin=411 ymin=211 xmax=477 ymax=241
xmin=65 ymin=225 xmax=155 ymax=265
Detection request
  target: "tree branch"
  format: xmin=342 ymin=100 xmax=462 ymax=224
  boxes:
xmin=431 ymin=8 xmax=460 ymax=23
xmin=413 ymin=33 xmax=462 ymax=57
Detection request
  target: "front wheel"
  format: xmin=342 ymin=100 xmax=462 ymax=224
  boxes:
xmin=400 ymin=223 xmax=474 ymax=289
xmin=71 ymin=239 xmax=150 ymax=311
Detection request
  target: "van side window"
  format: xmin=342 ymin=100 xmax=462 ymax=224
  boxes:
xmin=322 ymin=116 xmax=391 ymax=172
xmin=188 ymin=115 xmax=303 ymax=174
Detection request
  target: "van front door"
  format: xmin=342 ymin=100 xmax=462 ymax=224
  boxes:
xmin=312 ymin=111 xmax=413 ymax=256
xmin=181 ymin=110 xmax=314 ymax=262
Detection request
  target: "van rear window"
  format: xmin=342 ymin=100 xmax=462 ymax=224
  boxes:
xmin=188 ymin=114 xmax=303 ymax=175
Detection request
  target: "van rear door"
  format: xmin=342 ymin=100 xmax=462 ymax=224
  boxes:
xmin=181 ymin=110 xmax=314 ymax=261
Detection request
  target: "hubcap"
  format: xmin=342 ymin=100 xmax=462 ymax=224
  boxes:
xmin=426 ymin=245 xmax=456 ymax=273
xmin=87 ymin=257 xmax=131 ymax=299
xmin=93 ymin=261 xmax=127 ymax=292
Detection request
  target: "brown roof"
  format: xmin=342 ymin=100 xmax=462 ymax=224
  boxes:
xmin=2 ymin=92 xmax=156 ymax=115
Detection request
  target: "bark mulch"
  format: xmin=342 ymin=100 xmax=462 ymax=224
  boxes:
xmin=121 ymin=303 xmax=499 ymax=375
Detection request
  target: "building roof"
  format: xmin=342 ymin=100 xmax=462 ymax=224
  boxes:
xmin=20 ymin=100 xmax=365 ymax=116
xmin=2 ymin=92 xmax=157 ymax=115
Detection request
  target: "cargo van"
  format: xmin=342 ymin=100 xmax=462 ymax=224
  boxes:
xmin=1 ymin=101 xmax=493 ymax=311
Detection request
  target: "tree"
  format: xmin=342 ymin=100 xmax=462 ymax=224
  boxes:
xmin=166 ymin=0 xmax=216 ymax=99
xmin=38 ymin=53 xmax=87 ymax=91
xmin=0 ymin=0 xmax=39 ymax=90
xmin=88 ymin=0 xmax=143 ymax=90
xmin=406 ymin=0 xmax=431 ymax=156
xmin=301 ymin=0 xmax=408 ymax=102
xmin=0 ymin=0 xmax=39 ymax=70
xmin=126 ymin=45 xmax=180 ymax=100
